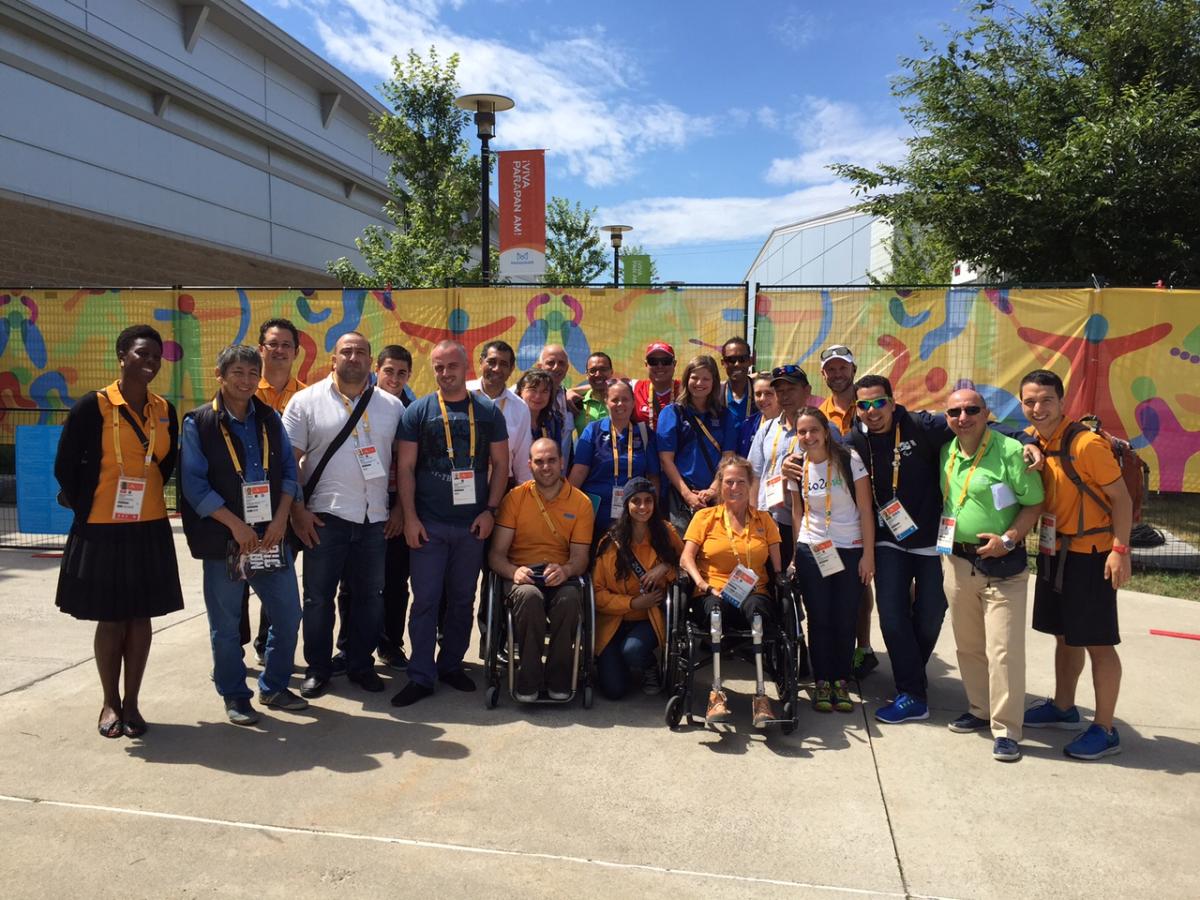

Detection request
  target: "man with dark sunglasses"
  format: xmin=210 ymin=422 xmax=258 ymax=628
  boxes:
xmin=719 ymin=337 xmax=756 ymax=424
xmin=847 ymin=375 xmax=1042 ymax=730
xmin=633 ymin=341 xmax=681 ymax=431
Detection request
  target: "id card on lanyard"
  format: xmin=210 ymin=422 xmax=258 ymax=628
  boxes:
xmin=215 ymin=397 xmax=273 ymax=525
xmin=719 ymin=508 xmax=759 ymax=606
xmin=1038 ymin=513 xmax=1057 ymax=554
xmin=110 ymin=399 xmax=157 ymax=521
xmin=439 ymin=392 xmax=478 ymax=506
xmin=610 ymin=423 xmax=633 ymax=518
xmin=869 ymin=428 xmax=917 ymax=540
xmin=939 ymin=432 xmax=990 ymax=554
xmin=338 ymin=390 xmax=385 ymax=480
xmin=764 ymin=420 xmax=798 ymax=509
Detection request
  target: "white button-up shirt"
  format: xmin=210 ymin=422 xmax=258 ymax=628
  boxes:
xmin=466 ymin=379 xmax=532 ymax=483
xmin=282 ymin=375 xmax=405 ymax=524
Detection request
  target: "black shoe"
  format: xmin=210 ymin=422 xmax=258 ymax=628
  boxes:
xmin=330 ymin=653 xmax=348 ymax=677
xmin=439 ymin=670 xmax=476 ymax=692
xmin=852 ymin=648 xmax=879 ymax=680
xmin=348 ymin=669 xmax=385 ymax=692
xmin=391 ymin=681 xmax=434 ymax=707
xmin=380 ymin=648 xmax=409 ymax=672
xmin=299 ymin=675 xmax=331 ymax=698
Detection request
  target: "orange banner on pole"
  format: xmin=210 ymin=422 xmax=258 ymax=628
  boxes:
xmin=497 ymin=149 xmax=546 ymax=280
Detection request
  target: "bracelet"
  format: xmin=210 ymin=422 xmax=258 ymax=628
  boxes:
xmin=1111 ymin=542 xmax=1129 ymax=555
xmin=485 ymin=506 xmax=498 ymax=515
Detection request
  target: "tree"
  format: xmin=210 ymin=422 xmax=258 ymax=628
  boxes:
xmin=619 ymin=244 xmax=660 ymax=283
xmin=543 ymin=196 xmax=608 ymax=284
xmin=872 ymin=224 xmax=958 ymax=285
xmin=832 ymin=0 xmax=1200 ymax=285
xmin=328 ymin=48 xmax=485 ymax=288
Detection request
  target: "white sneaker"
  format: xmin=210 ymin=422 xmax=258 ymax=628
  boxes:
xmin=514 ymin=690 xmax=539 ymax=703
xmin=547 ymin=689 xmax=571 ymax=701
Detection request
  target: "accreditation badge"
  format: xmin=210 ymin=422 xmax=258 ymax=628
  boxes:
xmin=811 ymin=539 xmax=846 ymax=577
xmin=764 ymin=474 xmax=786 ymax=508
xmin=112 ymin=476 xmax=147 ymax=521
xmin=720 ymin=564 xmax=757 ymax=607
xmin=880 ymin=498 xmax=918 ymax=541
xmin=1038 ymin=513 xmax=1057 ymax=555
xmin=355 ymin=444 xmax=386 ymax=480
xmin=936 ymin=516 xmax=957 ymax=554
xmin=451 ymin=469 xmax=477 ymax=506
xmin=241 ymin=481 xmax=272 ymax=524
xmin=610 ymin=485 xmax=625 ymax=519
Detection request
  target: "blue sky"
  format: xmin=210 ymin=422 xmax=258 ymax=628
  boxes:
xmin=249 ymin=0 xmax=978 ymax=282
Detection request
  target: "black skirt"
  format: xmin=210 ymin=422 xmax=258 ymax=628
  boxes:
xmin=55 ymin=518 xmax=185 ymax=622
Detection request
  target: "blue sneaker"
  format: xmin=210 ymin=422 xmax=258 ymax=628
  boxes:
xmin=875 ymin=693 xmax=930 ymax=724
xmin=1064 ymin=724 xmax=1122 ymax=760
xmin=1024 ymin=698 xmax=1083 ymax=730
xmin=993 ymin=737 xmax=1021 ymax=761
xmin=948 ymin=712 xmax=990 ymax=733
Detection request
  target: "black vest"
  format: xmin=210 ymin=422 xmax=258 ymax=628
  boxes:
xmin=180 ymin=395 xmax=285 ymax=560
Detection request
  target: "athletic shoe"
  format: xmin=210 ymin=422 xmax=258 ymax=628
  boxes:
xmin=706 ymin=689 xmax=732 ymax=723
xmin=812 ymin=681 xmax=833 ymax=713
xmin=259 ymin=688 xmax=309 ymax=711
xmin=641 ymin=665 xmax=663 ymax=696
xmin=225 ymin=697 xmax=259 ymax=727
xmin=380 ymin=648 xmax=409 ymax=672
xmin=948 ymin=712 xmax=990 ymax=733
xmin=547 ymin=688 xmax=571 ymax=701
xmin=514 ymin=689 xmax=539 ymax=703
xmin=752 ymin=695 xmax=778 ymax=729
xmin=1024 ymin=698 xmax=1084 ymax=730
xmin=875 ymin=693 xmax=930 ymax=724
xmin=832 ymin=679 xmax=854 ymax=712
xmin=852 ymin=647 xmax=879 ymax=679
xmin=993 ymin=737 xmax=1022 ymax=761
xmin=1064 ymin=724 xmax=1122 ymax=760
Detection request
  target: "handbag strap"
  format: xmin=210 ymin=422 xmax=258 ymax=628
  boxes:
xmin=303 ymin=385 xmax=374 ymax=504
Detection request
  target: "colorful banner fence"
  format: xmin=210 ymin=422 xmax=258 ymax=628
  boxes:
xmin=753 ymin=287 xmax=1200 ymax=493
xmin=1 ymin=285 xmax=1196 ymax=491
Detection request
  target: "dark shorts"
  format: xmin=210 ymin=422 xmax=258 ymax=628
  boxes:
xmin=1033 ymin=550 xmax=1120 ymax=647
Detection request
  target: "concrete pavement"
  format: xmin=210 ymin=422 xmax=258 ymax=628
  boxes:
xmin=1 ymin=523 xmax=1197 ymax=898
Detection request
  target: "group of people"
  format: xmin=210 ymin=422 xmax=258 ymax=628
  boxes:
xmin=53 ymin=322 xmax=1132 ymax=763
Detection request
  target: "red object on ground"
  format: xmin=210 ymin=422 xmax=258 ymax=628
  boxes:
xmin=1150 ymin=629 xmax=1200 ymax=641
xmin=32 ymin=552 xmax=63 ymax=558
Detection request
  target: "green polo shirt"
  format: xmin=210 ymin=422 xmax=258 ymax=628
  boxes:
xmin=574 ymin=387 xmax=608 ymax=436
xmin=939 ymin=430 xmax=1043 ymax=544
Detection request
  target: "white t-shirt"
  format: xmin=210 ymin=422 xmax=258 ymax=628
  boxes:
xmin=282 ymin=376 xmax=404 ymax=524
xmin=788 ymin=449 xmax=868 ymax=548
xmin=466 ymin=379 xmax=532 ymax=483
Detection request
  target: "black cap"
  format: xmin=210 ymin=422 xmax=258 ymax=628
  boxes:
xmin=623 ymin=477 xmax=656 ymax=504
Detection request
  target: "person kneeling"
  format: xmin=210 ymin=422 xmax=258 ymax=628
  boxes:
xmin=489 ymin=438 xmax=595 ymax=701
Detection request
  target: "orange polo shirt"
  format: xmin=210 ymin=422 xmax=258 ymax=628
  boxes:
xmin=1029 ymin=418 xmax=1122 ymax=552
xmin=684 ymin=504 xmax=781 ymax=594
xmin=592 ymin=530 xmax=683 ymax=655
xmin=88 ymin=382 xmax=172 ymax=524
xmin=256 ymin=375 xmax=305 ymax=414
xmin=495 ymin=480 xmax=595 ymax=566
xmin=819 ymin=394 xmax=854 ymax=436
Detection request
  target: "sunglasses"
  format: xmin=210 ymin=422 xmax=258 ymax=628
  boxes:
xmin=855 ymin=398 xmax=889 ymax=411
xmin=770 ymin=364 xmax=808 ymax=381
xmin=646 ymin=356 xmax=674 ymax=366
xmin=820 ymin=345 xmax=853 ymax=360
xmin=723 ymin=354 xmax=750 ymax=364
xmin=946 ymin=405 xmax=983 ymax=418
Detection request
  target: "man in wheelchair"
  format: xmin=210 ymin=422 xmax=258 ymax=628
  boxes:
xmin=489 ymin=438 xmax=595 ymax=701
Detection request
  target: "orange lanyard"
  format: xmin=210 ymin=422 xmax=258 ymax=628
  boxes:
xmin=802 ymin=457 xmax=834 ymax=534
xmin=212 ymin=396 xmax=268 ymax=482
xmin=531 ymin=482 xmax=571 ymax=549
xmin=336 ymin=388 xmax=371 ymax=445
xmin=611 ymin=422 xmax=634 ymax=482
xmin=721 ymin=506 xmax=757 ymax=570
xmin=692 ymin=410 xmax=721 ymax=453
xmin=943 ymin=431 xmax=991 ymax=514
xmin=438 ymin=391 xmax=476 ymax=468
xmin=866 ymin=427 xmax=902 ymax=499
xmin=769 ymin=417 xmax=800 ymax=473
xmin=110 ymin=396 xmax=157 ymax=478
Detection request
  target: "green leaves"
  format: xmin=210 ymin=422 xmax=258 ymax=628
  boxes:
xmin=542 ymin=196 xmax=608 ymax=285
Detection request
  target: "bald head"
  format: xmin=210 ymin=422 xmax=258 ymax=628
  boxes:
xmin=538 ymin=344 xmax=569 ymax=387
xmin=431 ymin=340 xmax=469 ymax=398
xmin=946 ymin=387 xmax=988 ymax=445
xmin=529 ymin=436 xmax=563 ymax=486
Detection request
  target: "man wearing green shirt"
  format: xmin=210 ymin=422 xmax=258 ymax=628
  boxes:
xmin=571 ymin=352 xmax=614 ymax=435
xmin=938 ymin=387 xmax=1044 ymax=763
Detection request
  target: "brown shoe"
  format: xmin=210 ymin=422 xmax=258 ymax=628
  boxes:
xmin=706 ymin=689 xmax=731 ymax=724
xmin=752 ymin=695 xmax=778 ymax=729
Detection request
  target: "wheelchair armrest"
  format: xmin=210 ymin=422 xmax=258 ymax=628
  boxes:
xmin=674 ymin=571 xmax=694 ymax=593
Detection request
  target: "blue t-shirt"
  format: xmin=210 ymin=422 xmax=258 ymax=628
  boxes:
xmin=724 ymin=382 xmax=754 ymax=424
xmin=574 ymin=418 xmax=660 ymax=499
xmin=657 ymin=403 xmax=736 ymax=490
xmin=737 ymin=411 xmax=763 ymax=458
xmin=398 ymin=392 xmax=508 ymax=526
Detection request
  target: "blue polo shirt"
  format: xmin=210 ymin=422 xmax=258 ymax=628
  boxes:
xmin=574 ymin=418 xmax=660 ymax=499
xmin=657 ymin=403 xmax=736 ymax=490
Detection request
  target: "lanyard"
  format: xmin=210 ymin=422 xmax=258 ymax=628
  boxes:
xmin=611 ymin=422 xmax=634 ymax=482
xmin=769 ymin=417 xmax=800 ymax=474
xmin=110 ymin=396 xmax=157 ymax=478
xmin=802 ymin=456 xmax=834 ymax=534
xmin=866 ymin=427 xmax=902 ymax=501
xmin=337 ymin=388 xmax=371 ymax=445
xmin=531 ymin=482 xmax=570 ymax=548
xmin=692 ymin=410 xmax=722 ymax=453
xmin=438 ymin=391 xmax=476 ymax=468
xmin=212 ymin=397 xmax=268 ymax=482
xmin=943 ymin=431 xmax=992 ymax=514
xmin=721 ymin=506 xmax=756 ymax=570
xmin=650 ymin=388 xmax=671 ymax=429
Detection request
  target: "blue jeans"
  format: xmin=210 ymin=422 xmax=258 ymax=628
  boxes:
xmin=874 ymin=546 xmax=947 ymax=700
xmin=407 ymin=519 xmax=485 ymax=688
xmin=795 ymin=543 xmax=863 ymax=683
xmin=301 ymin=515 xmax=385 ymax=679
xmin=596 ymin=620 xmax=658 ymax=700
xmin=202 ymin=549 xmax=301 ymax=699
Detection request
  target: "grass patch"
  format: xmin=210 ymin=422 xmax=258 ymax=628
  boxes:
xmin=1127 ymin=569 xmax=1200 ymax=601
xmin=1141 ymin=492 xmax=1200 ymax=546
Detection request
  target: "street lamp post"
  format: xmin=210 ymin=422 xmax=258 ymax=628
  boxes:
xmin=455 ymin=93 xmax=515 ymax=285
xmin=600 ymin=225 xmax=633 ymax=288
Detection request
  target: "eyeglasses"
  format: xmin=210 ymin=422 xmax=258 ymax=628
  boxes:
xmin=722 ymin=354 xmax=750 ymax=364
xmin=646 ymin=357 xmax=674 ymax=366
xmin=946 ymin=405 xmax=983 ymax=418
xmin=262 ymin=341 xmax=295 ymax=351
xmin=820 ymin=345 xmax=852 ymax=361
xmin=855 ymin=398 xmax=889 ymax=411
xmin=770 ymin=364 xmax=808 ymax=381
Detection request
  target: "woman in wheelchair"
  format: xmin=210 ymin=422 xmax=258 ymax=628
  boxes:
xmin=592 ymin=477 xmax=682 ymax=700
xmin=679 ymin=456 xmax=784 ymax=727
xmin=786 ymin=407 xmax=875 ymax=713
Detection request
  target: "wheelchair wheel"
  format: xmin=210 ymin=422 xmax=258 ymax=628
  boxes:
xmin=582 ymin=685 xmax=593 ymax=709
xmin=485 ymin=684 xmax=500 ymax=709
xmin=664 ymin=693 xmax=684 ymax=728
xmin=780 ymin=700 xmax=796 ymax=735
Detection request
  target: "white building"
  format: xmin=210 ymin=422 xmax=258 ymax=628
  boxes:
xmin=744 ymin=207 xmax=892 ymax=287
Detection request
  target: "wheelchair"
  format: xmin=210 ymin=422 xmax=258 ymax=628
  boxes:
xmin=482 ymin=569 xmax=596 ymax=709
xmin=662 ymin=572 xmax=804 ymax=733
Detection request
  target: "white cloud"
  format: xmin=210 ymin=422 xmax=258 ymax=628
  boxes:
xmin=772 ymin=7 xmax=818 ymax=50
xmin=764 ymin=96 xmax=908 ymax=185
xmin=287 ymin=0 xmax=710 ymax=187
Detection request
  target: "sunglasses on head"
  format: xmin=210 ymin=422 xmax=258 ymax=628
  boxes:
xmin=946 ymin=405 xmax=983 ymax=418
xmin=770 ymin=364 xmax=808 ymax=380
xmin=820 ymin=345 xmax=852 ymax=360
xmin=647 ymin=356 xmax=674 ymax=366
xmin=855 ymin=398 xmax=888 ymax=411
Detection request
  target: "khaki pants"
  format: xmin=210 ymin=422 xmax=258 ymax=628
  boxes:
xmin=505 ymin=581 xmax=582 ymax=695
xmin=943 ymin=553 xmax=1027 ymax=741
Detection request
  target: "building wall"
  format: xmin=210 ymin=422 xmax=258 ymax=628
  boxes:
xmin=746 ymin=211 xmax=891 ymax=286
xmin=0 ymin=0 xmax=393 ymax=285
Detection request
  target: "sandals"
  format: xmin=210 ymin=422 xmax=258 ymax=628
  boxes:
xmin=98 ymin=717 xmax=123 ymax=739
xmin=122 ymin=718 xmax=148 ymax=739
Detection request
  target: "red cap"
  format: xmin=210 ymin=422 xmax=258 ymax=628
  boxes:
xmin=645 ymin=341 xmax=675 ymax=359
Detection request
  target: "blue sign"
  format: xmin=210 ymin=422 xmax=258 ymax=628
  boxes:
xmin=16 ymin=426 xmax=73 ymax=535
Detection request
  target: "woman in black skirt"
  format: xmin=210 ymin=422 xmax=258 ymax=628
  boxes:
xmin=55 ymin=324 xmax=184 ymax=738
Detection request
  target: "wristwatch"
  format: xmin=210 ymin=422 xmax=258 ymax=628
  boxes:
xmin=1001 ymin=533 xmax=1017 ymax=552
xmin=486 ymin=505 xmax=499 ymax=515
